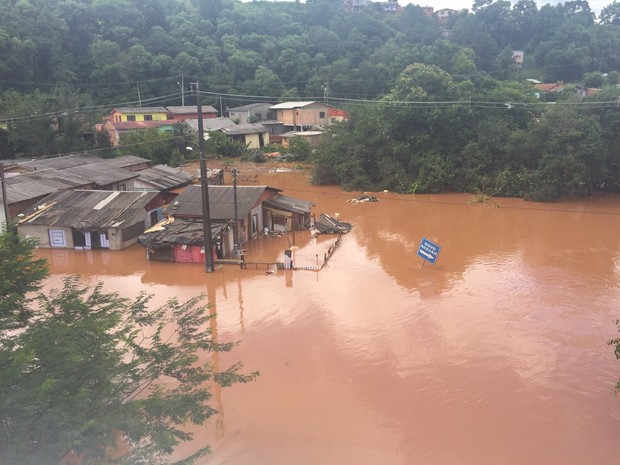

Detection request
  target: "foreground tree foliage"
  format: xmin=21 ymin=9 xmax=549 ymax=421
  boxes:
xmin=0 ymin=230 xmax=48 ymax=332
xmin=0 ymin=231 xmax=258 ymax=465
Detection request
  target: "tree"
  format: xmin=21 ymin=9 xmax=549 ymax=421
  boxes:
xmin=0 ymin=233 xmax=48 ymax=333
xmin=285 ymin=136 xmax=313 ymax=161
xmin=0 ymin=231 xmax=258 ymax=464
xmin=600 ymin=1 xmax=620 ymax=24
xmin=117 ymin=124 xmax=192 ymax=166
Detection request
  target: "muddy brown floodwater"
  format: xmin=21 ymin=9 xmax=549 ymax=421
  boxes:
xmin=36 ymin=169 xmax=620 ymax=465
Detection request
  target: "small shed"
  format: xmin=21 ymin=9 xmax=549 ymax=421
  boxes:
xmin=138 ymin=217 xmax=233 ymax=263
xmin=17 ymin=190 xmax=163 ymax=250
xmin=220 ymin=123 xmax=270 ymax=149
xmin=262 ymin=194 xmax=313 ymax=232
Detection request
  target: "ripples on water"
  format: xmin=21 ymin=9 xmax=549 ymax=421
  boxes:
xmin=37 ymin=171 xmax=620 ymax=465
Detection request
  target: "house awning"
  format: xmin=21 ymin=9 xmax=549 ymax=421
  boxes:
xmin=264 ymin=206 xmax=293 ymax=217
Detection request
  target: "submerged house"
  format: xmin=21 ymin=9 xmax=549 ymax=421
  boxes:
xmin=137 ymin=217 xmax=233 ymax=263
xmin=137 ymin=184 xmax=314 ymax=264
xmin=1 ymin=169 xmax=94 ymax=224
xmin=17 ymin=190 xmax=163 ymax=250
xmin=138 ymin=184 xmax=278 ymax=265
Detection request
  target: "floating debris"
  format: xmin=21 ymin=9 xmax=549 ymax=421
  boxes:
xmin=314 ymin=213 xmax=353 ymax=234
xmin=347 ymin=195 xmax=378 ymax=204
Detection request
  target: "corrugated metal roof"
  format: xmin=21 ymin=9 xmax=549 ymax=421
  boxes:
xmin=5 ymin=169 xmax=93 ymax=203
xmin=281 ymin=130 xmax=324 ymax=137
xmin=115 ymin=107 xmax=168 ymax=113
xmin=138 ymin=218 xmax=229 ymax=248
xmin=166 ymin=105 xmax=217 ymax=114
xmin=263 ymin=194 xmax=313 ymax=215
xmin=136 ymin=165 xmax=193 ymax=190
xmin=270 ymin=101 xmax=319 ymax=109
xmin=19 ymin=190 xmax=159 ymax=228
xmin=221 ymin=123 xmax=267 ymax=135
xmin=11 ymin=154 xmax=101 ymax=171
xmin=228 ymin=102 xmax=274 ymax=111
xmin=186 ymin=117 xmax=236 ymax=131
xmin=70 ymin=162 xmax=139 ymax=187
xmin=104 ymin=155 xmax=151 ymax=168
xmin=166 ymin=185 xmax=280 ymax=220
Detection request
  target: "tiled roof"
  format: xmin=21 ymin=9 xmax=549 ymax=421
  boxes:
xmin=533 ymin=83 xmax=566 ymax=92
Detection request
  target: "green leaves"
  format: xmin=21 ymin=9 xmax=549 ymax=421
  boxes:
xmin=0 ymin=231 xmax=258 ymax=464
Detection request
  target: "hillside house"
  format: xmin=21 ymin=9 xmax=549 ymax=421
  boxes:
xmin=108 ymin=107 xmax=169 ymax=123
xmin=270 ymin=101 xmax=331 ymax=130
xmin=221 ymin=123 xmax=270 ymax=149
xmin=228 ymin=103 xmax=275 ymax=124
xmin=435 ymin=8 xmax=457 ymax=24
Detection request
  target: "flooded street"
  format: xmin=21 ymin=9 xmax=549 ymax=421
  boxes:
xmin=36 ymin=169 xmax=620 ymax=465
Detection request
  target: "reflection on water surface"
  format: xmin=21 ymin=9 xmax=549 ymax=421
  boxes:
xmin=37 ymin=171 xmax=620 ymax=465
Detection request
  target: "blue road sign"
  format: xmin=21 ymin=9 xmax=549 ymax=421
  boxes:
xmin=417 ymin=237 xmax=441 ymax=265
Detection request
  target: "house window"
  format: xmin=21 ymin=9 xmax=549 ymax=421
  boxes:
xmin=144 ymin=114 xmax=153 ymax=121
xmin=115 ymin=115 xmax=121 ymax=122
xmin=49 ymin=229 xmax=67 ymax=248
xmin=255 ymin=112 xmax=262 ymax=120
xmin=127 ymin=115 xmax=136 ymax=121
xmin=319 ymin=111 xmax=326 ymax=118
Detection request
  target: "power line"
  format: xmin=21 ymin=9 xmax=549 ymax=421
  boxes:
xmin=3 ymin=86 xmax=620 ymax=126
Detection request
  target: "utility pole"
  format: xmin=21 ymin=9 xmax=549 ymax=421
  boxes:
xmin=232 ymin=168 xmax=239 ymax=251
xmin=178 ymin=75 xmax=185 ymax=106
xmin=1 ymin=162 xmax=10 ymax=232
xmin=321 ymin=83 xmax=328 ymax=103
xmin=194 ymin=81 xmax=214 ymax=273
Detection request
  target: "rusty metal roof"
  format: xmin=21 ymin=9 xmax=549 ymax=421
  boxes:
xmin=18 ymin=190 xmax=159 ymax=228
xmin=138 ymin=218 xmax=230 ymax=249
xmin=166 ymin=185 xmax=280 ymax=220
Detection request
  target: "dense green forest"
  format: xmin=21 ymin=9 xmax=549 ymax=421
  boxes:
xmin=2 ymin=0 xmax=620 ymax=199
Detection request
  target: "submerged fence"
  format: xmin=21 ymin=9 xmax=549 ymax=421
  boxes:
xmin=215 ymin=233 xmax=343 ymax=272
